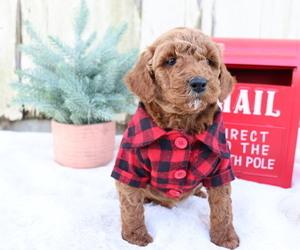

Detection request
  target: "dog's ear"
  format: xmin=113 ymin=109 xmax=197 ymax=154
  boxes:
xmin=125 ymin=47 xmax=155 ymax=103
xmin=216 ymin=43 xmax=236 ymax=102
xmin=218 ymin=63 xmax=235 ymax=102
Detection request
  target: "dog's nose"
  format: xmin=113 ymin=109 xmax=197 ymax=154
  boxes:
xmin=189 ymin=77 xmax=207 ymax=93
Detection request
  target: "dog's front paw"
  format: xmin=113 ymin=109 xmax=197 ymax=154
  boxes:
xmin=210 ymin=226 xmax=239 ymax=249
xmin=122 ymin=229 xmax=153 ymax=246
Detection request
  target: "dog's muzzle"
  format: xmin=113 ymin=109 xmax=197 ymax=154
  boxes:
xmin=189 ymin=77 xmax=207 ymax=94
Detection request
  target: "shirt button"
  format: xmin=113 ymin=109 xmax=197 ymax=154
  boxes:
xmin=167 ymin=189 xmax=181 ymax=198
xmin=174 ymin=137 xmax=188 ymax=149
xmin=174 ymin=169 xmax=187 ymax=179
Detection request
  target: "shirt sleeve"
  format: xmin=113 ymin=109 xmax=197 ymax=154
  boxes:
xmin=202 ymin=158 xmax=235 ymax=188
xmin=111 ymin=146 xmax=150 ymax=188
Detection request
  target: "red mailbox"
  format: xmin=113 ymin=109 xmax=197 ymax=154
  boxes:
xmin=213 ymin=38 xmax=300 ymax=188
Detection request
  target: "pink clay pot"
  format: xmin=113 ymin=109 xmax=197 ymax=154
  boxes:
xmin=51 ymin=120 xmax=115 ymax=168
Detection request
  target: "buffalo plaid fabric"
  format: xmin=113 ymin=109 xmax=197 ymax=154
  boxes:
xmin=111 ymin=103 xmax=235 ymax=199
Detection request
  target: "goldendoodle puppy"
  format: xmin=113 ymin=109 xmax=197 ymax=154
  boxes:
xmin=111 ymin=27 xmax=239 ymax=249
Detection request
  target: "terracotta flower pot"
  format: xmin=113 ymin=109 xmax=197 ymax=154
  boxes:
xmin=51 ymin=120 xmax=115 ymax=168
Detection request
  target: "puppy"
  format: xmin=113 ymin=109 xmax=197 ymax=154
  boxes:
xmin=111 ymin=27 xmax=239 ymax=249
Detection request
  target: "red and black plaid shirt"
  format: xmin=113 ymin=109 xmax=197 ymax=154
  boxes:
xmin=111 ymin=103 xmax=235 ymax=199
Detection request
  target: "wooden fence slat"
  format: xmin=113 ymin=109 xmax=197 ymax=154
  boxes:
xmin=0 ymin=0 xmax=22 ymax=120
xmin=213 ymin=0 xmax=300 ymax=38
xmin=140 ymin=0 xmax=200 ymax=50
xmin=198 ymin=0 xmax=214 ymax=36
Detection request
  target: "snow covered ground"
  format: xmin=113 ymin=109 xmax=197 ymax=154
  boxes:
xmin=0 ymin=130 xmax=299 ymax=250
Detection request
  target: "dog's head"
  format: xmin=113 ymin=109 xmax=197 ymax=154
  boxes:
xmin=125 ymin=27 xmax=235 ymax=114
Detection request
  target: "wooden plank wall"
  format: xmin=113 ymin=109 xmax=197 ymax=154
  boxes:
xmin=0 ymin=0 xmax=20 ymax=120
xmin=1 ymin=0 xmax=300 ymax=121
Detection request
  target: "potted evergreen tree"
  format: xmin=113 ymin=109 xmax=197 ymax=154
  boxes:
xmin=11 ymin=0 xmax=137 ymax=168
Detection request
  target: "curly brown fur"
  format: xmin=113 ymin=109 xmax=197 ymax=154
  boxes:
xmin=208 ymin=184 xmax=239 ymax=249
xmin=115 ymin=27 xmax=239 ymax=248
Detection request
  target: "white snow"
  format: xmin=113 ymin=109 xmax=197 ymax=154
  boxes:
xmin=0 ymin=130 xmax=299 ymax=250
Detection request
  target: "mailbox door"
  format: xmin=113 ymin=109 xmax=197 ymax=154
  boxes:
xmin=222 ymin=80 xmax=299 ymax=188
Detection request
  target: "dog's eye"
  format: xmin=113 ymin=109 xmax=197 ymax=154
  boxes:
xmin=166 ymin=58 xmax=176 ymax=66
xmin=206 ymin=58 xmax=213 ymax=66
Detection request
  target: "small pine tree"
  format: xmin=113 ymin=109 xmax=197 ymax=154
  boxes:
xmin=12 ymin=0 xmax=137 ymax=125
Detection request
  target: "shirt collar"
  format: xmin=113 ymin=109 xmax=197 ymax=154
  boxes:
xmin=121 ymin=103 xmax=230 ymax=158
